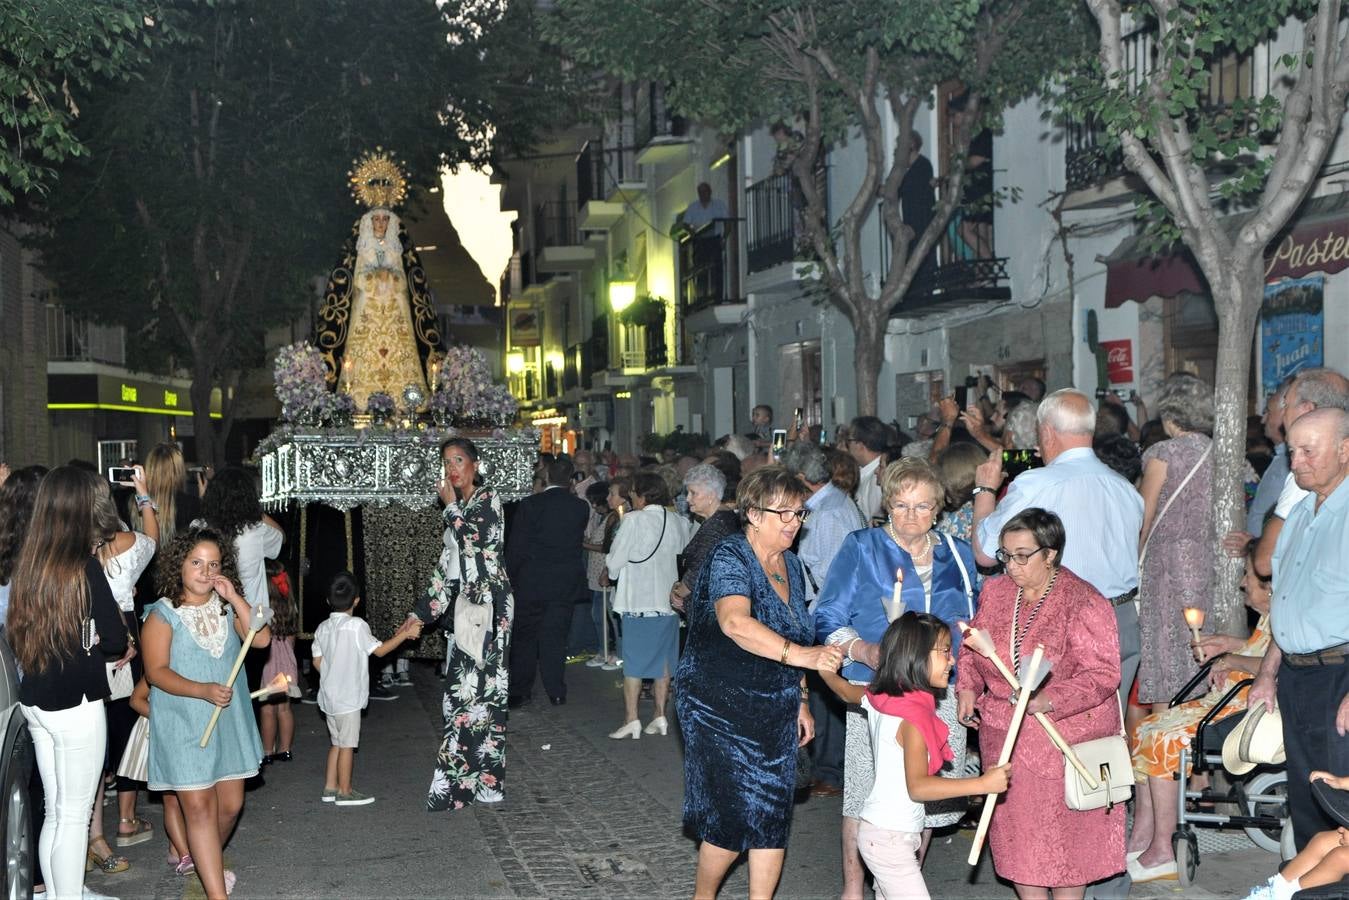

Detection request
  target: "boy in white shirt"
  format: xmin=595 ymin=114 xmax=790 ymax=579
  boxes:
xmin=312 ymin=571 xmax=420 ymax=805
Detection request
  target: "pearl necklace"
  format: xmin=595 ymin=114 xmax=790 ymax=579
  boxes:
xmin=885 ymin=524 xmax=935 ymax=563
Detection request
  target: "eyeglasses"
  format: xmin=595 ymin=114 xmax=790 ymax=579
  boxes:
xmin=755 ymin=506 xmax=811 ymax=523
xmin=889 ymin=501 xmax=936 ymax=516
xmin=995 ymin=547 xmax=1048 ymax=566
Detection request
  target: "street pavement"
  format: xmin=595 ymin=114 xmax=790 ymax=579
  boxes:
xmin=87 ymin=658 xmax=1280 ymax=898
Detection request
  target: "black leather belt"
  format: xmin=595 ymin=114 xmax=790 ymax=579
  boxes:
xmin=1285 ymin=643 xmax=1349 ymax=667
xmin=1108 ymin=589 xmax=1138 ymax=607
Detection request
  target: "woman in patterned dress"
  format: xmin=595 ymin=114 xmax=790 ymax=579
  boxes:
xmin=407 ymin=438 xmax=513 ymax=811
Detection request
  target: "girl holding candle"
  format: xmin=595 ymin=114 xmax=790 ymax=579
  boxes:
xmin=827 ymin=612 xmax=1011 ymax=900
xmin=142 ymin=528 xmax=269 ymax=900
xmin=814 ymin=458 xmax=979 ymax=895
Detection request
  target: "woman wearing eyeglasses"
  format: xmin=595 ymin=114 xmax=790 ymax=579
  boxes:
xmin=955 ymin=507 xmax=1123 ymax=899
xmin=675 ymin=465 xmax=843 ymax=899
xmin=813 ymin=457 xmax=979 ymax=897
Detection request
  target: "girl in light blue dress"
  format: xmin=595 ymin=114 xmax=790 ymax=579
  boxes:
xmin=142 ymin=528 xmax=268 ymax=899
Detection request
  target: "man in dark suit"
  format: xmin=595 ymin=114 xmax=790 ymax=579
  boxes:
xmin=505 ymin=456 xmax=590 ymax=707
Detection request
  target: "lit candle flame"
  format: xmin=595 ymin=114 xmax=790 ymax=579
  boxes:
xmin=1183 ymin=607 xmax=1205 ymax=629
xmin=249 ymin=672 xmax=292 ymax=700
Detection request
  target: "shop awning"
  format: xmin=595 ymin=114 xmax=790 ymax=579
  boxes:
xmin=1103 ymin=193 xmax=1349 ymax=307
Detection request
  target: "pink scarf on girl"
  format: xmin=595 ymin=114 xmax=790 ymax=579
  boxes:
xmin=864 ymin=689 xmax=954 ymax=776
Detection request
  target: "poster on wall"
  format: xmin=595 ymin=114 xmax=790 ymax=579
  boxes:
xmin=1261 ymin=276 xmax=1324 ymax=395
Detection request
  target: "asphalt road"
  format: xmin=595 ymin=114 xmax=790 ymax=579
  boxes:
xmin=82 ymin=658 xmax=1278 ymax=899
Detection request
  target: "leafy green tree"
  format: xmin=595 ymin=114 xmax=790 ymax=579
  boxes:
xmin=1069 ymin=0 xmax=1349 ymax=628
xmin=0 ymin=0 xmax=166 ymax=204
xmin=35 ymin=0 xmax=568 ymax=467
xmin=548 ymin=0 xmax=1090 ymax=416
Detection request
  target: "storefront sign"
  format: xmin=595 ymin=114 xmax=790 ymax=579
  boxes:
xmin=48 ymin=373 xmax=220 ymax=417
xmin=1105 ymin=195 xmax=1349 ymax=307
xmin=508 ymin=304 xmax=540 ymax=347
xmin=1261 ymin=276 xmax=1324 ymax=394
xmin=1099 ymin=339 xmax=1134 ymax=384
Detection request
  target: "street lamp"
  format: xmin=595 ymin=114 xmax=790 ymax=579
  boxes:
xmin=546 ymin=351 xmax=565 ymax=371
xmin=506 ymin=352 xmax=525 ymax=374
xmin=609 ymin=278 xmax=637 ymax=313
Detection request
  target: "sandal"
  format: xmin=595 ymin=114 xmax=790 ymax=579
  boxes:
xmin=114 ymin=816 xmax=153 ymax=847
xmin=88 ymin=839 xmax=130 ymax=874
xmin=173 ymin=854 xmax=195 ymax=876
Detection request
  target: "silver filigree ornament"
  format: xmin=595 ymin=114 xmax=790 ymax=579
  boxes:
xmin=402 ymin=383 xmax=426 ymax=410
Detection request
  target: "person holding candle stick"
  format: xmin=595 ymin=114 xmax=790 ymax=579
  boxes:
xmin=814 ymin=458 xmax=978 ymax=897
xmin=1126 ymin=542 xmax=1272 ymax=881
xmin=141 ymin=528 xmax=269 ymax=900
xmin=955 ymin=508 xmax=1124 ymax=897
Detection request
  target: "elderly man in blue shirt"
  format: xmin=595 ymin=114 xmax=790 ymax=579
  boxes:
xmin=972 ymin=388 xmax=1144 ymax=706
xmin=1249 ymin=407 xmax=1349 ymax=850
xmin=780 ymin=441 xmax=865 ymax=799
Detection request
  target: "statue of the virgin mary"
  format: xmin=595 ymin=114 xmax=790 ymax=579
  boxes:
xmin=315 ymin=149 xmax=444 ymax=409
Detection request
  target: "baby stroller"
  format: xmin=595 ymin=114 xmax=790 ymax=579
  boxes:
xmin=1167 ymin=660 xmax=1292 ymax=886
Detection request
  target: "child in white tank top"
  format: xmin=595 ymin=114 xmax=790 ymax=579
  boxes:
xmin=835 ymin=612 xmax=1011 ymax=900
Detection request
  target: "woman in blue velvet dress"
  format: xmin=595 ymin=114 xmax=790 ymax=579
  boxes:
xmin=675 ymin=466 xmax=844 ymax=899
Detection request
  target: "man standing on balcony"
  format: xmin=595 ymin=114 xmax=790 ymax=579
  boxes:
xmin=899 ymin=133 xmax=938 ymax=286
xmin=680 ymin=182 xmax=729 ymax=230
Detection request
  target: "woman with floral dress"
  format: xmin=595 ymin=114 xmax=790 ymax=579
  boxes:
xmin=406 ymin=438 xmax=513 ymax=811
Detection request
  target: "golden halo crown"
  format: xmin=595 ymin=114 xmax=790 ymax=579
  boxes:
xmin=348 ymin=148 xmax=408 ymax=210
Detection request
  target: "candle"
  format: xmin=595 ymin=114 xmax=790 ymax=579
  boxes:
xmin=1183 ymin=606 xmax=1205 ymax=643
xmin=883 ymin=568 xmax=904 ymax=622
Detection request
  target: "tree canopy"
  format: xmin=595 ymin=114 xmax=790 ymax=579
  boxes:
xmin=34 ymin=0 xmax=571 ymax=466
xmin=1066 ymin=0 xmax=1349 ymax=628
xmin=548 ymin=0 xmax=1091 ymax=415
xmin=0 ymin=0 xmax=166 ymax=204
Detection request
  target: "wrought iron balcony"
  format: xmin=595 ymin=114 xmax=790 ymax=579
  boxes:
xmin=676 ymin=218 xmax=742 ymax=312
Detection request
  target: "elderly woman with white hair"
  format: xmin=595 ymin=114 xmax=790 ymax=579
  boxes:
xmin=670 ymin=464 xmax=740 ymax=614
xmin=1136 ymin=371 xmax=1215 ymax=711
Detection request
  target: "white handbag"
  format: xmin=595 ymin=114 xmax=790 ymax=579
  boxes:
xmin=1064 ymin=695 xmax=1133 ymax=812
xmin=106 ymin=661 xmax=134 ymax=701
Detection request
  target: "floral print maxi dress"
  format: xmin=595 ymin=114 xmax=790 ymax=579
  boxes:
xmin=414 ymin=487 xmax=514 ymax=811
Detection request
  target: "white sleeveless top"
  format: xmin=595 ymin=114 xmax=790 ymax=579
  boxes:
xmin=101 ymin=532 xmax=157 ymax=613
xmin=859 ymin=695 xmax=926 ymax=833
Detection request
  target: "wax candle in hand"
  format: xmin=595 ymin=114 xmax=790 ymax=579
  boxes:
xmin=1183 ymin=606 xmax=1205 ymax=643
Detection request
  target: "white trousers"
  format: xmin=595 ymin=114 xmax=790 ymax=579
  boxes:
xmin=22 ymin=695 xmax=107 ymax=900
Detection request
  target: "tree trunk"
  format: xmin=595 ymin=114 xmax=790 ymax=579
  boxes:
xmin=189 ymin=371 xmax=227 ymax=472
xmin=852 ymin=312 xmax=884 ymax=418
xmin=1205 ymin=262 xmax=1264 ymax=634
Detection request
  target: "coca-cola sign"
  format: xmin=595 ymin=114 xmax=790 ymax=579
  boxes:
xmin=1100 ymin=339 xmax=1133 ymax=384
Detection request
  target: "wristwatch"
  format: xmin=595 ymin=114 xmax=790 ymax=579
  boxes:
xmin=972 ymin=485 xmax=997 ymax=497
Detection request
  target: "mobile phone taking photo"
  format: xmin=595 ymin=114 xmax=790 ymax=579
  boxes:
xmin=107 ymin=466 xmax=136 ymax=486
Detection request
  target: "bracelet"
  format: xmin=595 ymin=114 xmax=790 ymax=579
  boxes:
xmin=971 ymin=486 xmax=996 ymax=497
xmin=780 ymin=640 xmax=792 ymax=664
xmin=843 ymin=637 xmax=860 ymax=665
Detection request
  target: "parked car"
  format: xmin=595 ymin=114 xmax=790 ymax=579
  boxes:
xmin=0 ymin=631 xmax=33 ymax=900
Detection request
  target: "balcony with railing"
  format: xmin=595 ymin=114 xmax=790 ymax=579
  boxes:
xmin=676 ymin=218 xmax=746 ymax=331
xmin=534 ymin=199 xmax=596 ymax=273
xmin=891 ymin=210 xmax=1011 ymax=311
xmin=46 ymin=304 xmax=127 ymax=365
xmin=577 ymin=140 xmax=641 ymax=230
xmin=744 ymin=171 xmax=832 ymax=294
xmin=635 ymin=82 xmax=691 ymax=165
xmin=1063 ymin=29 xmax=1265 ymax=195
